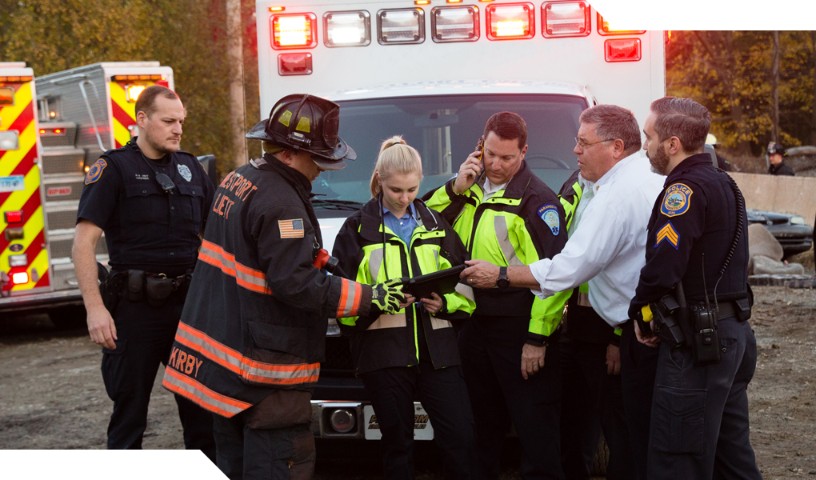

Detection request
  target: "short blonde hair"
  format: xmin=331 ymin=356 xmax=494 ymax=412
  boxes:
xmin=369 ymin=136 xmax=423 ymax=197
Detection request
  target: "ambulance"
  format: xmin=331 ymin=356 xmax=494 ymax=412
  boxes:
xmin=0 ymin=62 xmax=173 ymax=325
xmin=255 ymin=0 xmax=665 ymax=445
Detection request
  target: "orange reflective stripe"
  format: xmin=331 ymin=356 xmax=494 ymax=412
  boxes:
xmin=176 ymin=321 xmax=243 ymax=375
xmin=176 ymin=321 xmax=321 ymax=386
xmin=198 ymin=239 xmax=272 ymax=295
xmin=336 ymin=278 xmax=363 ymax=318
xmin=162 ymin=367 xmax=250 ymax=418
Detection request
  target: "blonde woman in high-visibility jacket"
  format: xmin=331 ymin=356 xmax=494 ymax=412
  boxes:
xmin=424 ymin=112 xmax=571 ymax=479
xmin=333 ymin=136 xmax=477 ymax=480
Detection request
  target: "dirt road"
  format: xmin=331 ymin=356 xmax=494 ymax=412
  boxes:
xmin=1 ymin=284 xmax=814 ymax=478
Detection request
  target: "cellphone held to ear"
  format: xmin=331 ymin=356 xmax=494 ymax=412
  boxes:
xmin=471 ymin=135 xmax=485 ymax=183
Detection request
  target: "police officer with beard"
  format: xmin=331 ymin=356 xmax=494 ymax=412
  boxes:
xmin=72 ymin=85 xmax=216 ymax=455
xmin=630 ymin=97 xmax=761 ymax=479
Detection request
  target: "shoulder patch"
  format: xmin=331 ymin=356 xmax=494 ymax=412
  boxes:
xmin=660 ymin=183 xmax=693 ymax=217
xmin=655 ymin=221 xmax=680 ymax=249
xmin=84 ymin=158 xmax=108 ymax=185
xmin=537 ymin=204 xmax=561 ymax=236
xmin=279 ymin=218 xmax=305 ymax=239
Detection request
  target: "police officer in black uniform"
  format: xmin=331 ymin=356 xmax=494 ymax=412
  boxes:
xmin=630 ymin=97 xmax=761 ymax=479
xmin=72 ymin=85 xmax=216 ymax=456
xmin=767 ymin=143 xmax=794 ymax=176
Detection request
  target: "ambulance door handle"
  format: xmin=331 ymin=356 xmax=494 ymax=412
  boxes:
xmin=78 ymin=80 xmax=110 ymax=152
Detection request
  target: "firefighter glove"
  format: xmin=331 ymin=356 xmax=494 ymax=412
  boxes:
xmin=371 ymin=278 xmax=405 ymax=315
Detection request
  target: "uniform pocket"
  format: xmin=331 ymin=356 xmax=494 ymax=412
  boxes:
xmin=651 ymin=385 xmax=705 ymax=454
xmin=101 ymin=339 xmax=129 ymax=400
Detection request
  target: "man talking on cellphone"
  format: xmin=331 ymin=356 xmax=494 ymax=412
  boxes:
xmin=424 ymin=112 xmax=570 ymax=479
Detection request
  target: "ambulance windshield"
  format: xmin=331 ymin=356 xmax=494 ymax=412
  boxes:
xmin=312 ymin=93 xmax=586 ymax=209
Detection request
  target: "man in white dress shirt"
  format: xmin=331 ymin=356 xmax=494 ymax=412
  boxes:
xmin=462 ymin=104 xmax=664 ymax=480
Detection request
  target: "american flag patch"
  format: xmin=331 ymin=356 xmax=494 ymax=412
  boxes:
xmin=279 ymin=218 xmax=305 ymax=239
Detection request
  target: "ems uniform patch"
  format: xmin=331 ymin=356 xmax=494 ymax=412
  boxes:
xmin=655 ymin=221 xmax=680 ymax=249
xmin=279 ymin=218 xmax=305 ymax=239
xmin=537 ymin=204 xmax=561 ymax=236
xmin=177 ymin=164 xmax=193 ymax=182
xmin=660 ymin=183 xmax=693 ymax=217
xmin=84 ymin=158 xmax=108 ymax=185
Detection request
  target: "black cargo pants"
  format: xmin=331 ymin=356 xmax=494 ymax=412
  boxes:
xmin=102 ymin=283 xmax=215 ymax=459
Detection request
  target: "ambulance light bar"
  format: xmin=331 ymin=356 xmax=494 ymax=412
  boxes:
xmin=597 ymin=14 xmax=646 ymax=36
xmin=486 ymin=2 xmax=534 ymax=40
xmin=324 ymin=11 xmax=370 ymax=47
xmin=112 ymin=74 xmax=164 ymax=81
xmin=0 ymin=75 xmax=33 ymax=83
xmin=378 ymin=8 xmax=425 ymax=44
xmin=432 ymin=6 xmax=479 ymax=43
xmin=542 ymin=1 xmax=590 ymax=38
xmin=271 ymin=13 xmax=317 ymax=49
xmin=0 ymin=131 xmax=19 ymax=151
xmin=605 ymin=38 xmax=642 ymax=62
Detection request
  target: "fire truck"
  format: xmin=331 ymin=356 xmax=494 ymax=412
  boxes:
xmin=0 ymin=62 xmax=174 ymax=326
xmin=255 ymin=0 xmax=665 ymax=452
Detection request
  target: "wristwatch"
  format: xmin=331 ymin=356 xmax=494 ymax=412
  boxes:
xmin=496 ymin=266 xmax=510 ymax=289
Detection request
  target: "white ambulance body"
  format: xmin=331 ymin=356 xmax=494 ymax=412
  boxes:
xmin=255 ymin=0 xmax=665 ymax=441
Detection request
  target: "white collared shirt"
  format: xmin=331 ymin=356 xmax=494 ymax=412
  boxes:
xmin=528 ymin=151 xmax=665 ymax=326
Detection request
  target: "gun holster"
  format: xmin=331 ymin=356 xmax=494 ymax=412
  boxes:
xmin=651 ymin=294 xmax=687 ymax=348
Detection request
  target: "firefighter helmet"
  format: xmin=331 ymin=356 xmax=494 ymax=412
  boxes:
xmin=246 ymin=118 xmax=273 ymax=142
xmin=767 ymin=142 xmax=785 ymax=156
xmin=264 ymin=94 xmax=356 ymax=170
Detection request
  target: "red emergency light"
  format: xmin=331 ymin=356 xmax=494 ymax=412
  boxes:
xmin=486 ymin=3 xmax=535 ymax=40
xmin=604 ymin=38 xmax=642 ymax=62
xmin=278 ymin=53 xmax=313 ymax=76
xmin=4 ymin=210 xmax=24 ymax=224
xmin=271 ymin=13 xmax=318 ymax=49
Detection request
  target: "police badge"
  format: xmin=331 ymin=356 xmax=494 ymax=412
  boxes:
xmin=177 ymin=164 xmax=193 ymax=182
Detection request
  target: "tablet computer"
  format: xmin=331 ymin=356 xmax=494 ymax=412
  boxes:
xmin=401 ymin=264 xmax=466 ymax=299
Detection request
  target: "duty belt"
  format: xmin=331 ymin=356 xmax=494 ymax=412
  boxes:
xmin=690 ymin=301 xmax=740 ymax=321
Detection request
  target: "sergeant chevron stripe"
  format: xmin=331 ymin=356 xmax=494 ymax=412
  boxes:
xmin=655 ymin=221 xmax=680 ymax=249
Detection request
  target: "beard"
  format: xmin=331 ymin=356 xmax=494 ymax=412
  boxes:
xmin=648 ymin=144 xmax=670 ymax=175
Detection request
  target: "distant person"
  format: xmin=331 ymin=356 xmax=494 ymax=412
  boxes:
xmin=767 ymin=143 xmax=794 ymax=176
xmin=705 ymin=133 xmax=732 ymax=171
xmin=72 ymin=85 xmax=216 ymax=456
xmin=424 ymin=111 xmax=570 ymax=479
xmin=333 ymin=136 xmax=476 ymax=479
xmin=162 ymin=94 xmax=405 ymax=479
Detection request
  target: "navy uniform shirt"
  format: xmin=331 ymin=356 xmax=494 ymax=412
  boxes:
xmin=630 ymin=153 xmax=749 ymax=317
xmin=77 ymin=139 xmax=215 ymax=273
